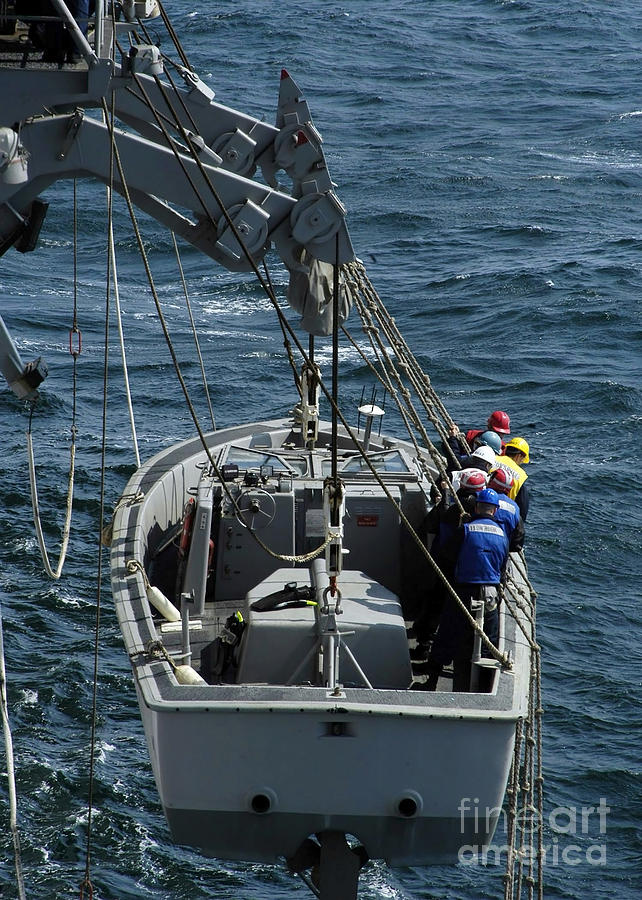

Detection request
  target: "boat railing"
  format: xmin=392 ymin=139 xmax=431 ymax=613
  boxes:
xmin=0 ymin=1 xmax=165 ymax=69
xmin=470 ymin=598 xmax=502 ymax=693
xmin=0 ymin=0 xmax=96 ymax=68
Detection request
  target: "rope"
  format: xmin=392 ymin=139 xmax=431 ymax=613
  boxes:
xmin=157 ymin=0 xmax=193 ymax=70
xmin=342 ymin=306 xmax=463 ymax=513
xmin=0 ymin=596 xmax=28 ymax=900
xmin=263 ymin=260 xmax=302 ymax=394
xmin=346 ymin=262 xmax=462 ymax=462
xmin=503 ymin=718 xmax=524 ymax=900
xmin=26 ymin=179 xmax=80 ymax=581
xmin=171 ymin=232 xmax=216 ymax=431
xmin=105 ymin=165 xmax=141 ymax=467
xmin=501 ymin=599 xmax=544 ymax=900
xmin=26 ymin=421 xmax=76 ymax=580
xmin=79 ymin=43 xmax=119 ymax=896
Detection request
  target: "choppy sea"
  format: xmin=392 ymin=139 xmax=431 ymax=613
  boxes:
xmin=1 ymin=1 xmax=641 ymax=897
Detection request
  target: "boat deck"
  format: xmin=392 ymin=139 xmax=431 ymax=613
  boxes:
xmin=157 ymin=597 xmax=474 ymax=696
xmin=0 ymin=13 xmax=89 ymax=69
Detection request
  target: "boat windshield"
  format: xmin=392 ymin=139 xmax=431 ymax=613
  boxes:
xmin=322 ymin=450 xmax=410 ymax=475
xmin=225 ymin=446 xmax=307 ymax=475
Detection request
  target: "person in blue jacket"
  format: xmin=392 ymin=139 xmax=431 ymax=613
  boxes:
xmin=488 ymin=468 xmax=525 ymax=552
xmin=417 ymin=488 xmax=509 ymax=692
xmin=411 ymin=469 xmax=488 ymax=659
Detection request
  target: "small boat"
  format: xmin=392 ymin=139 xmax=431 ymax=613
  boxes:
xmin=0 ymin=4 xmax=541 ymax=897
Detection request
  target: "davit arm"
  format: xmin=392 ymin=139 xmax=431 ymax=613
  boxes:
xmin=0 ymin=11 xmax=355 ymax=394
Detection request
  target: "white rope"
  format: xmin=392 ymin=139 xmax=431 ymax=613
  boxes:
xmin=0 ymin=596 xmax=28 ymax=899
xmin=26 ymin=430 xmax=75 ymax=581
xmin=106 ymin=184 xmax=141 ymax=468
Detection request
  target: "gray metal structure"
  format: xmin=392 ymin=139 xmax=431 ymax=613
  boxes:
xmin=0 ymin=5 xmax=533 ymax=897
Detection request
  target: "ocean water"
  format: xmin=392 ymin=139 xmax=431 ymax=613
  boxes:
xmin=0 ymin=1 xmax=640 ymax=897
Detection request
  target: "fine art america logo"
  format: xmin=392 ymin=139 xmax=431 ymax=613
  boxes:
xmin=457 ymin=797 xmax=609 ymax=867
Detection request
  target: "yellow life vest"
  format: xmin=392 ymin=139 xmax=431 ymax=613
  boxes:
xmin=494 ymin=454 xmax=527 ymax=501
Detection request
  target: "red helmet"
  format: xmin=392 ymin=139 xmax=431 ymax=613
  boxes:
xmin=488 ymin=467 xmax=514 ymax=494
xmin=487 ymin=410 xmax=510 ymax=435
xmin=459 ymin=468 xmax=488 ymax=492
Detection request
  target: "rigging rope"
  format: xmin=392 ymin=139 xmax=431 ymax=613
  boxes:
xmin=79 ymin=50 xmax=120 ymax=897
xmin=105 ymin=171 xmax=141 ymax=468
xmin=26 ymin=179 xmax=80 ymax=581
xmin=26 ymin=411 xmax=76 ymax=581
xmin=171 ymin=231 xmax=216 ymax=431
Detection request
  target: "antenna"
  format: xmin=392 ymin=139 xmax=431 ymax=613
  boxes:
xmin=357 ymin=386 xmax=385 ymax=453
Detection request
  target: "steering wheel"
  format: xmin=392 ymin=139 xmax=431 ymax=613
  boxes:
xmin=234 ymin=489 xmax=277 ymax=531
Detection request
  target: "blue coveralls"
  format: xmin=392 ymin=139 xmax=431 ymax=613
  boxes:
xmin=426 ymin=515 xmax=508 ymax=691
xmin=494 ymin=494 xmax=524 ymax=551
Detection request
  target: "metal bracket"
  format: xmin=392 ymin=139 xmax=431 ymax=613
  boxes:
xmin=273 ymin=122 xmax=324 ymax=180
xmin=57 ymin=111 xmax=84 ymax=161
xmin=176 ymin=66 xmax=216 ymax=105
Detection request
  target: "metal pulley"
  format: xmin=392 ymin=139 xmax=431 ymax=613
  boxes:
xmin=215 ymin=199 xmax=271 ymax=263
xmin=211 ymin=128 xmax=258 ymax=177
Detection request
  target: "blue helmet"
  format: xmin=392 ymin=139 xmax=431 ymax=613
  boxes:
xmin=476 ymin=430 xmax=502 ymax=453
xmin=476 ymin=488 xmax=500 ymax=507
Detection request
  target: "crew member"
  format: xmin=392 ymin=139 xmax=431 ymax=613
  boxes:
xmin=450 ymin=444 xmax=496 ymax=484
xmin=447 ymin=410 xmax=511 ymax=458
xmin=419 ymin=488 xmax=509 ymax=692
xmin=488 ymin=468 xmax=524 ymax=551
xmin=494 ymin=436 xmax=530 ymax=522
xmin=447 ymin=428 xmax=502 ymax=466
xmin=412 ymin=469 xmax=488 ymax=658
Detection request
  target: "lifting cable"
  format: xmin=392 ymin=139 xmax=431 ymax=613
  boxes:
xmin=171 ymin=232 xmax=216 ymax=431
xmin=79 ymin=73 xmax=120 ymax=900
xmin=345 ymin=262 xmax=466 ymax=468
xmin=156 ymin=0 xmax=192 ymax=70
xmin=341 ymin=295 xmax=462 ymax=503
xmin=340 ymin=319 xmax=457 ymax=512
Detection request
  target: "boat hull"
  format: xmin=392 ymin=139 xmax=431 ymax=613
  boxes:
xmin=138 ymin=696 xmax=516 ymax=865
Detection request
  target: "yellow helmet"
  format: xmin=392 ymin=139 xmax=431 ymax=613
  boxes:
xmin=504 ymin=436 xmax=530 ymax=464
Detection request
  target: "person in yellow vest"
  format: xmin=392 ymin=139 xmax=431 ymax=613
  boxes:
xmin=493 ymin=436 xmax=530 ymax=521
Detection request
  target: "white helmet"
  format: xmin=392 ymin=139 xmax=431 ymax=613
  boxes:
xmin=471 ymin=445 xmax=496 ymax=466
